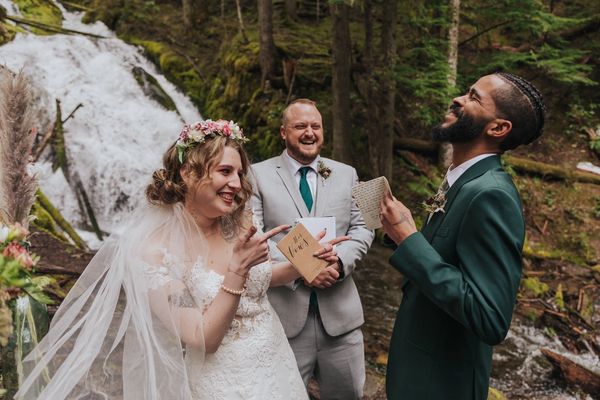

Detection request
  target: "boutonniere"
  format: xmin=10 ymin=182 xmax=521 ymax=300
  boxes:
xmin=317 ymin=161 xmax=331 ymax=180
xmin=422 ymin=191 xmax=447 ymax=215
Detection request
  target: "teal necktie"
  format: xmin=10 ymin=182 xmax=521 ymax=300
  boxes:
xmin=299 ymin=167 xmax=313 ymax=212
xmin=299 ymin=166 xmax=318 ymax=309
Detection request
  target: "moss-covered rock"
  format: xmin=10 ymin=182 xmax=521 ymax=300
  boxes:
xmin=522 ymin=276 xmax=550 ymax=297
xmin=0 ymin=21 xmax=19 ymax=46
xmin=13 ymin=0 xmax=63 ymax=33
xmin=131 ymin=66 xmax=178 ymax=113
xmin=130 ymin=38 xmax=205 ymax=109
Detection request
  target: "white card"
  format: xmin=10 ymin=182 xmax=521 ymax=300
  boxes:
xmin=294 ymin=216 xmax=336 ymax=244
xmin=351 ymin=176 xmax=391 ymax=230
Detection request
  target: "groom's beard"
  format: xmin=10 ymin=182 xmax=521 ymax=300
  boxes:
xmin=432 ymin=106 xmax=488 ymax=143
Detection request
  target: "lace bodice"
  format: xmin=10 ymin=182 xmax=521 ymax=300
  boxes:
xmin=184 ymin=259 xmax=273 ymax=344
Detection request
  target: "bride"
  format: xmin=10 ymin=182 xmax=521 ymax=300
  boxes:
xmin=15 ymin=120 xmax=345 ymax=399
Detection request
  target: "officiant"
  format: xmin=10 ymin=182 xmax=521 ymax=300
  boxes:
xmin=250 ymin=98 xmax=374 ymax=400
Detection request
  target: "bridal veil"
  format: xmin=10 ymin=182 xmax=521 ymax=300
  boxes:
xmin=15 ymin=203 xmax=209 ymax=399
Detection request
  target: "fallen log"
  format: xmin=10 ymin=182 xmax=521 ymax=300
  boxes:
xmin=393 ymin=138 xmax=600 ymax=185
xmin=57 ymin=1 xmax=94 ymax=12
xmin=72 ymin=173 xmax=104 ymax=241
xmin=504 ymin=155 xmax=600 ymax=185
xmin=51 ymin=99 xmax=67 ymax=173
xmin=395 ymin=137 xmax=438 ymax=154
xmin=541 ymin=348 xmax=600 ymax=396
xmin=6 ymin=15 xmax=106 ymax=39
xmin=35 ymin=189 xmax=87 ymax=250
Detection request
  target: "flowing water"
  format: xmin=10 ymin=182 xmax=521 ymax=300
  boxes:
xmin=0 ymin=0 xmax=200 ymax=246
xmin=0 ymin=1 xmax=598 ymax=399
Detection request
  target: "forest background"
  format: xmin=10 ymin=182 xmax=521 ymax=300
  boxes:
xmin=0 ymin=0 xmax=600 ymax=399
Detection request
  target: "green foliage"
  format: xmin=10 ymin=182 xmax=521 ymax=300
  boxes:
xmin=461 ymin=0 xmax=598 ymax=87
xmin=565 ymin=102 xmax=599 ymax=137
xmin=395 ymin=2 xmax=453 ymax=133
xmin=522 ymin=276 xmax=550 ymax=297
xmin=132 ymin=66 xmax=178 ymax=112
xmin=594 ymin=197 xmax=600 ymax=218
xmin=554 ymin=283 xmax=565 ymax=311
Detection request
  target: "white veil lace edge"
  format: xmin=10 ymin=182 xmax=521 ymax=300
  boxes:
xmin=15 ymin=203 xmax=209 ymax=400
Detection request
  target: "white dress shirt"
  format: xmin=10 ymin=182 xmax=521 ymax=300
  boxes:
xmin=283 ymin=150 xmax=319 ymax=197
xmin=446 ymin=153 xmax=497 ymax=188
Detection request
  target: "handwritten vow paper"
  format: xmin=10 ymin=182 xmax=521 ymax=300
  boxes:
xmin=351 ymin=176 xmax=391 ymax=230
xmin=276 ymin=223 xmax=328 ymax=283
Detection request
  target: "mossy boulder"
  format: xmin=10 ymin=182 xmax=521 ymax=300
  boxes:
xmin=131 ymin=66 xmax=179 ymax=113
xmin=522 ymin=276 xmax=550 ymax=297
xmin=13 ymin=0 xmax=63 ymax=33
xmin=130 ymin=38 xmax=204 ymax=109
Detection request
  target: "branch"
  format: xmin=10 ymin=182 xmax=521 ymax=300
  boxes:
xmin=459 ymin=20 xmax=510 ymax=48
xmin=62 ymin=103 xmax=83 ymax=124
xmin=504 ymin=155 xmax=600 ymax=185
xmin=6 ymin=15 xmax=106 ymax=39
xmin=394 ymin=138 xmax=600 ymax=185
xmin=35 ymin=189 xmax=87 ymax=250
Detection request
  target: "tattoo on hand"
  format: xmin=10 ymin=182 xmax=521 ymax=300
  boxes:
xmin=392 ymin=213 xmax=410 ymax=226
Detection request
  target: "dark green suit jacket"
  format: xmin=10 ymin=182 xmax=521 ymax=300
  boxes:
xmin=386 ymin=156 xmax=524 ymax=400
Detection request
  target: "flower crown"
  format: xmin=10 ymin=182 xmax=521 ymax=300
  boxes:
xmin=176 ymin=119 xmax=249 ymax=163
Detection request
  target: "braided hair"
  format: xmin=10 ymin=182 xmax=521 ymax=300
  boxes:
xmin=492 ymin=72 xmax=546 ymax=151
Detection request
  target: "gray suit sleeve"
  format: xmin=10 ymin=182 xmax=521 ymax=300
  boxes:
xmin=336 ymin=168 xmax=374 ymax=280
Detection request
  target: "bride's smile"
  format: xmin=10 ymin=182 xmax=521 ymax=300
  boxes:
xmin=182 ymin=146 xmax=243 ymax=227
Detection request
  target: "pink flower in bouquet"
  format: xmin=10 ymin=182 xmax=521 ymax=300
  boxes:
xmin=3 ymin=242 xmax=34 ymax=270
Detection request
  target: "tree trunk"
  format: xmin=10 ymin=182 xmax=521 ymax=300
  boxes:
xmin=330 ymin=2 xmax=352 ymax=164
xmin=258 ymin=0 xmax=277 ymax=88
xmin=182 ymin=0 xmax=192 ymax=28
xmin=285 ymin=0 xmax=297 ymax=21
xmin=541 ymin=348 xmax=600 ymax=396
xmin=234 ymin=0 xmax=249 ymax=43
xmin=375 ymin=0 xmax=396 ymax=179
xmin=364 ymin=0 xmax=379 ymax=177
xmin=439 ymin=0 xmax=460 ymax=169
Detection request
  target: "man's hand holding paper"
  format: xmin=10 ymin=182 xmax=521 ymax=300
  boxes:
xmin=351 ymin=176 xmax=392 ymax=230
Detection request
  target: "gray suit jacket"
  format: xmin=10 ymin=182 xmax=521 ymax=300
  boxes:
xmin=251 ymin=151 xmax=374 ymax=338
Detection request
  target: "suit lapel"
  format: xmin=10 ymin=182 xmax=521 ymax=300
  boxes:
xmin=422 ymin=155 xmax=502 ymax=239
xmin=275 ymin=152 xmax=310 ymax=217
xmin=313 ymin=157 xmax=333 ymax=217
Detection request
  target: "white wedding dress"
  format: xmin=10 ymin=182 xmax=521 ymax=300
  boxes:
xmin=183 ymin=258 xmax=307 ymax=399
xmin=15 ymin=203 xmax=308 ymax=400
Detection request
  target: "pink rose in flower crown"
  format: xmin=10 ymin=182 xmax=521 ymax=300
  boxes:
xmin=219 ymin=120 xmax=232 ymax=136
xmin=2 ymin=242 xmax=34 ymax=270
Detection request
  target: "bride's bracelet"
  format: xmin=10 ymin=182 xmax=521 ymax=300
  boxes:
xmin=220 ymin=284 xmax=246 ymax=296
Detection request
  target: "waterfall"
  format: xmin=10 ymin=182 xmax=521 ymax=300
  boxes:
xmin=0 ymin=1 xmax=201 ymax=247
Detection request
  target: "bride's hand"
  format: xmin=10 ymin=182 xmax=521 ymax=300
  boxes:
xmin=229 ymin=224 xmax=290 ymax=276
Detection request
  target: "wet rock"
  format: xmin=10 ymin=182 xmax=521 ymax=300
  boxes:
xmin=131 ymin=66 xmax=179 ymax=114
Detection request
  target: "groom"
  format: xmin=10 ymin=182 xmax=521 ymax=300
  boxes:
xmin=251 ymin=99 xmax=374 ymax=399
xmin=380 ymin=73 xmax=545 ymax=400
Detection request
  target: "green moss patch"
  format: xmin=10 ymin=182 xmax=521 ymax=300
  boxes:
xmin=13 ymin=0 xmax=63 ymax=33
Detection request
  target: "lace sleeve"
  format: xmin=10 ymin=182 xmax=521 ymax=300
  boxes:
xmin=15 ymin=204 xmax=206 ymax=400
xmin=142 ymin=248 xmax=205 ymax=351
